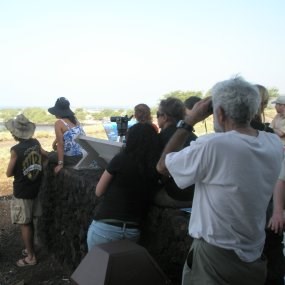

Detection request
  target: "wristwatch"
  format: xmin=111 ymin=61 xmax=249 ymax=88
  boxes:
xmin=176 ymin=120 xmax=194 ymax=132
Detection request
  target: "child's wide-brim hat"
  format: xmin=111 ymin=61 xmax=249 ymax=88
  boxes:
xmin=272 ymin=95 xmax=285 ymax=105
xmin=48 ymin=97 xmax=74 ymax=117
xmin=5 ymin=114 xmax=36 ymax=139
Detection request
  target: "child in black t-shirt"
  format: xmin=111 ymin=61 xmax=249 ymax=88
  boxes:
xmin=5 ymin=114 xmax=47 ymax=267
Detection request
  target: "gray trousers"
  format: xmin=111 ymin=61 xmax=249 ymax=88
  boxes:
xmin=182 ymin=238 xmax=266 ymax=285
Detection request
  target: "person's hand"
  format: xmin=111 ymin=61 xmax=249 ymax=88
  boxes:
xmin=185 ymin=97 xmax=212 ymax=126
xmin=54 ymin=164 xmax=63 ymax=174
xmin=267 ymin=211 xmax=285 ymax=234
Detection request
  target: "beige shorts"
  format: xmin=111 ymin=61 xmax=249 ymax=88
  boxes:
xmin=11 ymin=196 xmax=42 ymax=224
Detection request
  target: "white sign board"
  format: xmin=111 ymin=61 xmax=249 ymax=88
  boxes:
xmin=74 ymin=135 xmax=123 ymax=169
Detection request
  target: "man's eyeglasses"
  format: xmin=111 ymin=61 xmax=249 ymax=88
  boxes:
xmin=156 ymin=112 xmax=164 ymax=118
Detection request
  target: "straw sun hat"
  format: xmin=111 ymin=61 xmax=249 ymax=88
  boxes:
xmin=5 ymin=114 xmax=36 ymax=139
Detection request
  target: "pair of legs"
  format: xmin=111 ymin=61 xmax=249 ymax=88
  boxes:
xmin=11 ymin=196 xmax=42 ymax=266
xmin=182 ymin=238 xmax=266 ymax=285
xmin=20 ymin=222 xmax=36 ymax=263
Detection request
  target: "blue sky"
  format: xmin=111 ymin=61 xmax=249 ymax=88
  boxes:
xmin=0 ymin=0 xmax=284 ymax=108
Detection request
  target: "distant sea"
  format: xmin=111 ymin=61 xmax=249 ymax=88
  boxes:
xmin=0 ymin=123 xmax=54 ymax=132
xmin=0 ymin=121 xmax=100 ymax=132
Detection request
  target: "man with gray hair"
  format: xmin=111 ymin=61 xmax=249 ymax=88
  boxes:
xmin=156 ymin=77 xmax=283 ymax=285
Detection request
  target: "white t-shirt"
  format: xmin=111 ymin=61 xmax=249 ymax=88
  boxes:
xmin=166 ymin=130 xmax=283 ymax=262
xmin=279 ymin=156 xmax=285 ymax=181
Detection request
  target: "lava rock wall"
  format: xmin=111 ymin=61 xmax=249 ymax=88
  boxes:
xmin=38 ymin=164 xmax=192 ymax=285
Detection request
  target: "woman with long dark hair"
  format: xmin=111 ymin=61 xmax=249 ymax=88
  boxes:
xmin=87 ymin=123 xmax=160 ymax=251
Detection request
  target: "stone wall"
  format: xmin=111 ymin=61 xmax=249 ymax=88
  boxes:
xmin=38 ymin=164 xmax=193 ymax=285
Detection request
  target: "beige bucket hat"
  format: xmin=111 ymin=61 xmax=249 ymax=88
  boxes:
xmin=5 ymin=114 xmax=36 ymax=139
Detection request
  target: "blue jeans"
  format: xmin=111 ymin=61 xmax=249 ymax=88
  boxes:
xmin=87 ymin=220 xmax=140 ymax=251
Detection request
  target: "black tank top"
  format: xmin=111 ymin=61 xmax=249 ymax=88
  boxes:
xmin=11 ymin=138 xmax=43 ymax=199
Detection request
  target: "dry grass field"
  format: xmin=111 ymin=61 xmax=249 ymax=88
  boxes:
xmin=0 ymin=110 xmax=276 ymax=197
xmin=0 ymin=123 xmax=108 ymax=197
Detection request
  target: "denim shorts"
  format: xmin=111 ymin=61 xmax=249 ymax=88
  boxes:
xmin=87 ymin=219 xmax=140 ymax=251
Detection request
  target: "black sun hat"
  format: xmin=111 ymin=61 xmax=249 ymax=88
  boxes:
xmin=48 ymin=97 xmax=74 ymax=117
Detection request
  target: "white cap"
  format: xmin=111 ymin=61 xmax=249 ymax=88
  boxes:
xmin=272 ymin=95 xmax=285 ymax=104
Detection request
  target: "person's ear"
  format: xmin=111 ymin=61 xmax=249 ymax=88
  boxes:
xmin=216 ymin=106 xmax=226 ymax=127
xmin=162 ymin=114 xmax=169 ymax=123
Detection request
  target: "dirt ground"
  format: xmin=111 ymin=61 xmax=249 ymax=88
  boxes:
xmin=0 ymin=195 xmax=71 ymax=285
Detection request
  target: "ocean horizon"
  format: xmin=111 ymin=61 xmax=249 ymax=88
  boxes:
xmin=0 ymin=105 xmax=136 ymax=111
